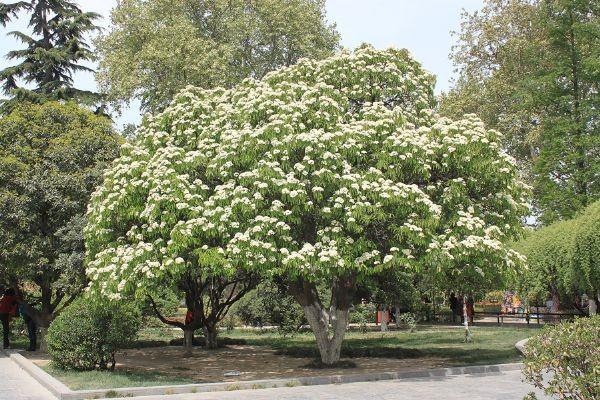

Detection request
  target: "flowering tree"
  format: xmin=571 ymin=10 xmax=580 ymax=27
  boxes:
xmin=86 ymin=46 xmax=528 ymax=364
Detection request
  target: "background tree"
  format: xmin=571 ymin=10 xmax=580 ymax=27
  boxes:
xmin=514 ymin=200 xmax=600 ymax=314
xmin=441 ymin=0 xmax=599 ymax=224
xmin=512 ymin=220 xmax=577 ymax=312
xmin=95 ymin=0 xmax=339 ymax=113
xmin=0 ymin=0 xmax=101 ymax=113
xmin=0 ymin=101 xmax=121 ymax=345
xmin=570 ymin=201 xmax=600 ymax=315
xmin=232 ymin=281 xmax=306 ymax=335
xmin=365 ymin=269 xmax=419 ymax=331
xmin=86 ymin=46 xmax=528 ymax=365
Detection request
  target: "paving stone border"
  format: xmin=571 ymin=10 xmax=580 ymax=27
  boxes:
xmin=7 ymin=349 xmax=524 ymax=400
xmin=515 ymin=338 xmax=530 ymax=355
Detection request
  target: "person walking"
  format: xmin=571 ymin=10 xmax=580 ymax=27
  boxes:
xmin=19 ymin=303 xmax=37 ymax=351
xmin=0 ymin=288 xmax=18 ymax=349
xmin=449 ymin=293 xmax=458 ymax=323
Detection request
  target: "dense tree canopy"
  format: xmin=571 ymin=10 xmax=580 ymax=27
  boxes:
xmin=95 ymin=0 xmax=340 ymax=113
xmin=86 ymin=46 xmax=528 ymax=364
xmin=514 ymin=201 xmax=600 ymax=314
xmin=0 ymin=0 xmax=101 ymax=112
xmin=512 ymin=220 xmax=577 ymax=311
xmin=0 ymin=101 xmax=121 ymax=330
xmin=441 ymin=0 xmax=600 ymax=224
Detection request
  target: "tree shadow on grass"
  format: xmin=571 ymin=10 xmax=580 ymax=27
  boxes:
xmin=267 ymin=337 xmax=520 ymax=366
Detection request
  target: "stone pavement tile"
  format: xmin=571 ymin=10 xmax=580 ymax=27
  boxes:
xmin=111 ymin=369 xmax=550 ymax=400
xmin=0 ymin=353 xmax=55 ymax=400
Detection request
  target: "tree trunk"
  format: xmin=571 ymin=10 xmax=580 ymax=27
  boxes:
xmin=588 ymin=291 xmax=598 ymax=316
xmin=550 ymin=284 xmax=560 ymax=313
xmin=203 ymin=325 xmax=218 ymax=350
xmin=289 ymin=276 xmax=354 ymax=365
xmin=589 ymin=299 xmax=597 ymax=316
xmin=38 ymin=327 xmax=48 ymax=352
xmin=463 ymin=301 xmax=472 ymax=343
xmin=183 ymin=329 xmax=194 ymax=356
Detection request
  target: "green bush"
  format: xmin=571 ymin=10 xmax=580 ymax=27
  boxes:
xmin=47 ymin=297 xmax=141 ymax=371
xmin=232 ymin=282 xmax=306 ymax=335
xmin=349 ymin=302 xmax=375 ymax=333
xmin=523 ymin=316 xmax=599 ymax=400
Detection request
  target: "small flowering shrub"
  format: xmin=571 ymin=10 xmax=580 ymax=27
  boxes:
xmin=523 ymin=316 xmax=599 ymax=400
xmin=47 ymin=298 xmax=141 ymax=370
xmin=85 ymin=45 xmax=528 ymax=364
xmin=396 ymin=313 xmax=417 ymax=332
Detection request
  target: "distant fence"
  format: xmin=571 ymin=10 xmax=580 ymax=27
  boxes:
xmin=473 ymin=310 xmax=586 ymax=325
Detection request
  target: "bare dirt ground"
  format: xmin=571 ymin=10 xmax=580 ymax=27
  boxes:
xmin=28 ymin=345 xmax=449 ymax=383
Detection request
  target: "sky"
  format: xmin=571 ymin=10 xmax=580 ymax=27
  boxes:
xmin=0 ymin=0 xmax=483 ymax=129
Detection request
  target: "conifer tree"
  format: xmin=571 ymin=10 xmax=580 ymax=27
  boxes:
xmin=0 ymin=0 xmax=101 ymax=112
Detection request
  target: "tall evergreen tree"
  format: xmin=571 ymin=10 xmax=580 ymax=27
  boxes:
xmin=0 ymin=0 xmax=101 ymax=113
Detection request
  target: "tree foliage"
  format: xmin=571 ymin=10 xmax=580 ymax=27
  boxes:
xmin=514 ymin=201 xmax=600 ymax=311
xmin=0 ymin=0 xmax=101 ymax=112
xmin=232 ymin=281 xmax=306 ymax=335
xmin=0 ymin=101 xmax=121 ymax=328
xmin=95 ymin=0 xmax=340 ymax=113
xmin=441 ymin=0 xmax=600 ymax=224
xmin=47 ymin=296 xmax=141 ymax=371
xmin=86 ymin=46 xmax=528 ymax=364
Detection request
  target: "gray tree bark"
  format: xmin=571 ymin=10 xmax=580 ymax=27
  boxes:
xmin=203 ymin=325 xmax=218 ymax=350
xmin=183 ymin=329 xmax=194 ymax=356
xmin=289 ymin=276 xmax=354 ymax=365
xmin=588 ymin=291 xmax=598 ymax=316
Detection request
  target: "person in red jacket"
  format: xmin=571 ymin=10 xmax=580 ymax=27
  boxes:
xmin=0 ymin=288 xmax=18 ymax=349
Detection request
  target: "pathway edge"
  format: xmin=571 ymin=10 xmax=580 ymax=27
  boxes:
xmin=8 ymin=350 xmax=524 ymax=400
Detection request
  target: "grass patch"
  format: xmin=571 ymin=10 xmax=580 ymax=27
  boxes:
xmin=41 ymin=365 xmax=192 ymax=390
xmin=224 ymin=325 xmax=532 ymax=366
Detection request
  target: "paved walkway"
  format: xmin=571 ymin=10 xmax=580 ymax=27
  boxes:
xmin=0 ymin=352 xmax=55 ymax=400
xmin=112 ymin=368 xmax=549 ymax=400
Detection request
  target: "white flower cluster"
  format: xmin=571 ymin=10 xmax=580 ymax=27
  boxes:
xmin=84 ymin=46 xmax=528 ymax=296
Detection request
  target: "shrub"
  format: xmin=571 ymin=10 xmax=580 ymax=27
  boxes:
xmin=232 ymin=282 xmax=306 ymax=335
xmin=523 ymin=316 xmax=599 ymax=400
xmin=47 ymin=297 xmax=141 ymax=370
xmin=396 ymin=313 xmax=417 ymax=332
xmin=349 ymin=302 xmax=375 ymax=333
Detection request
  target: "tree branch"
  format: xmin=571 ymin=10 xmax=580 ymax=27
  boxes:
xmin=147 ymin=295 xmax=185 ymax=329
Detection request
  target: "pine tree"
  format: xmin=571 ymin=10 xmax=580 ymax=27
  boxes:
xmin=0 ymin=0 xmax=101 ymax=113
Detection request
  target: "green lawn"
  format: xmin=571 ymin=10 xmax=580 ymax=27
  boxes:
xmin=34 ymin=325 xmax=190 ymax=390
xmin=41 ymin=365 xmax=191 ymax=390
xmin=38 ymin=325 xmax=534 ymax=390
xmin=224 ymin=325 xmax=532 ymax=366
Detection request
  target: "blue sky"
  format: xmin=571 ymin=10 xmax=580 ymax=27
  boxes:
xmin=0 ymin=0 xmax=483 ymax=129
